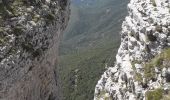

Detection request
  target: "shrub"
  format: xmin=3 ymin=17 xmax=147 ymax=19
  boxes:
xmin=96 ymin=90 xmax=113 ymax=100
xmin=162 ymin=91 xmax=170 ymax=100
xmin=144 ymin=63 xmax=155 ymax=81
xmin=145 ymin=88 xmax=163 ymax=100
xmin=135 ymin=72 xmax=143 ymax=82
xmin=144 ymin=48 xmax=170 ymax=81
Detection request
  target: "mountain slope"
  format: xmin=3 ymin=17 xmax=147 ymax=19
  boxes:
xmin=59 ymin=0 xmax=128 ymax=100
xmin=60 ymin=0 xmax=129 ymax=54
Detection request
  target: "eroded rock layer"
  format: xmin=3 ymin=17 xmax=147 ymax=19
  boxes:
xmin=95 ymin=0 xmax=170 ymax=100
xmin=0 ymin=0 xmax=70 ymax=100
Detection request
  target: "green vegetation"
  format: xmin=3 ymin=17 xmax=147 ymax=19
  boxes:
xmin=144 ymin=63 xmax=156 ymax=81
xmin=59 ymin=0 xmax=128 ymax=99
xmin=161 ymin=91 xmax=170 ymax=100
xmin=131 ymin=60 xmax=143 ymax=82
xmin=135 ymin=72 xmax=143 ymax=82
xmin=132 ymin=48 xmax=170 ymax=83
xmin=144 ymin=48 xmax=170 ymax=81
xmin=145 ymin=88 xmax=163 ymax=100
xmin=131 ymin=60 xmax=142 ymax=70
xmin=59 ymin=42 xmax=119 ymax=100
xmin=96 ymin=90 xmax=113 ymax=100
xmin=62 ymin=0 xmax=128 ymax=51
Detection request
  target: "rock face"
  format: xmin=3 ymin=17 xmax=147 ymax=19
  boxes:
xmin=94 ymin=0 xmax=170 ymax=100
xmin=0 ymin=0 xmax=70 ymax=100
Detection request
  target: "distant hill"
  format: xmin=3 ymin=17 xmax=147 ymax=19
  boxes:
xmin=60 ymin=0 xmax=128 ymax=55
xmin=59 ymin=0 xmax=129 ymax=100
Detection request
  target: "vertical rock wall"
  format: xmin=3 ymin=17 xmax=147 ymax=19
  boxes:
xmin=95 ymin=0 xmax=170 ymax=100
xmin=0 ymin=0 xmax=70 ymax=100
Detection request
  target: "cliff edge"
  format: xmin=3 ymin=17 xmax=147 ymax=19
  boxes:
xmin=95 ymin=0 xmax=170 ymax=100
xmin=0 ymin=0 xmax=70 ymax=100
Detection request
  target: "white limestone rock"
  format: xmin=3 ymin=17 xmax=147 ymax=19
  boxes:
xmin=94 ymin=0 xmax=170 ymax=99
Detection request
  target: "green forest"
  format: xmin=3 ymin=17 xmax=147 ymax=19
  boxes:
xmin=59 ymin=0 xmax=128 ymax=99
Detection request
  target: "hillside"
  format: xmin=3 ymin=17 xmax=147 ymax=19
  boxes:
xmin=59 ymin=0 xmax=129 ymax=100
xmin=60 ymin=0 xmax=129 ymax=54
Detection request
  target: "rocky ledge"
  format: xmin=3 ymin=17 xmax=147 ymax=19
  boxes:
xmin=0 ymin=0 xmax=70 ymax=100
xmin=94 ymin=0 xmax=170 ymax=100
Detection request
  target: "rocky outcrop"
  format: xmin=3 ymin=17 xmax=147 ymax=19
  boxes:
xmin=0 ymin=0 xmax=70 ymax=100
xmin=94 ymin=0 xmax=170 ymax=100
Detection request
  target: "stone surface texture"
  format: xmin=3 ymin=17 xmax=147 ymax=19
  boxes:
xmin=94 ymin=0 xmax=170 ymax=100
xmin=0 ymin=0 xmax=70 ymax=100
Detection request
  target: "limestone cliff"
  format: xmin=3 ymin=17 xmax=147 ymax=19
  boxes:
xmin=0 ymin=0 xmax=70 ymax=100
xmin=95 ymin=0 xmax=170 ymax=100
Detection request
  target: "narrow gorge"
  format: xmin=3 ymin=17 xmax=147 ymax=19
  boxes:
xmin=1 ymin=0 xmax=170 ymax=100
xmin=95 ymin=0 xmax=170 ymax=100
